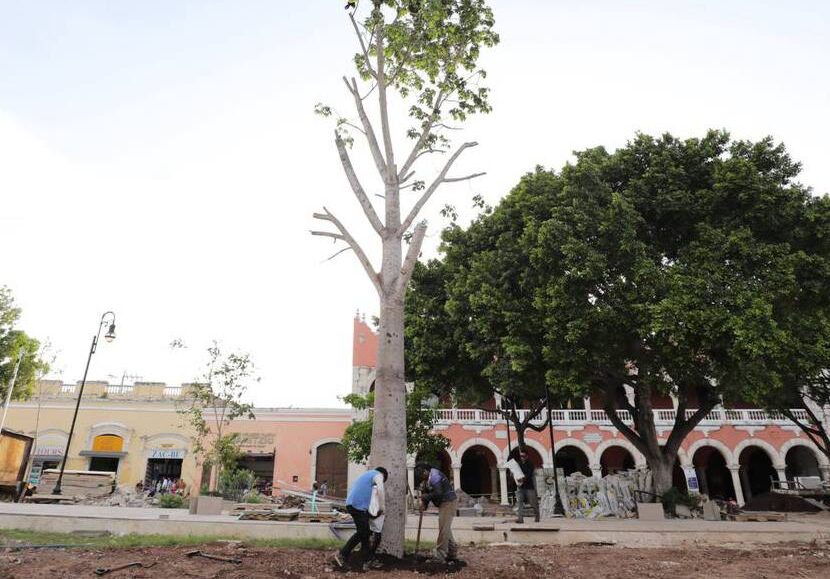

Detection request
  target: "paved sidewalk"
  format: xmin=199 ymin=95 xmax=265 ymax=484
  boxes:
xmin=1 ymin=503 xmax=828 ymax=547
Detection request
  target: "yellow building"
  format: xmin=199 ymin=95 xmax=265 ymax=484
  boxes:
xmin=3 ymin=380 xmax=199 ymax=490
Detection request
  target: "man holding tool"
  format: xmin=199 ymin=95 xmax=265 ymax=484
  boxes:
xmin=415 ymin=462 xmax=459 ymax=563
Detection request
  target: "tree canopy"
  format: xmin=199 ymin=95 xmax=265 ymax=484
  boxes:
xmin=0 ymin=286 xmax=49 ymax=402
xmin=405 ymin=130 xmax=829 ymax=494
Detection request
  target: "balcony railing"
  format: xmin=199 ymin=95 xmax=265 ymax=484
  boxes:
xmin=433 ymin=407 xmax=810 ymax=427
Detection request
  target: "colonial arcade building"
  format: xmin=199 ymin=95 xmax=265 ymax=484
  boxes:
xmin=4 ymin=315 xmax=828 ymax=508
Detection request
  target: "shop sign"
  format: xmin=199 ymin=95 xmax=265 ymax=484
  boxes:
xmin=34 ymin=446 xmax=64 ymax=457
xmin=682 ymin=466 xmax=700 ymax=493
xmin=149 ymin=448 xmax=185 ymax=460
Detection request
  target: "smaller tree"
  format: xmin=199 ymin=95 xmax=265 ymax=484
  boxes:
xmin=178 ymin=342 xmax=257 ymax=485
xmin=342 ymin=384 xmax=449 ymax=466
xmin=0 ymin=286 xmax=50 ymax=401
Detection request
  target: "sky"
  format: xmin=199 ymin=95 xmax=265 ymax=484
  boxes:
xmin=1 ymin=1 xmax=828 ymax=408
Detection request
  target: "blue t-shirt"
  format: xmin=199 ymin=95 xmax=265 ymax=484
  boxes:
xmin=346 ymin=469 xmax=379 ymax=511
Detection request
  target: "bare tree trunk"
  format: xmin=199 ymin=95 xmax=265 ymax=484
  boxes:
xmin=650 ymin=456 xmax=674 ymax=497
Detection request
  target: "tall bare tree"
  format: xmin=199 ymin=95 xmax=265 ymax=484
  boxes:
xmin=312 ymin=0 xmax=497 ymax=555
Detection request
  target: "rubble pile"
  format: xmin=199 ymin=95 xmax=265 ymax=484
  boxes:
xmin=537 ymin=467 xmax=652 ymax=519
xmin=38 ymin=469 xmax=115 ymax=499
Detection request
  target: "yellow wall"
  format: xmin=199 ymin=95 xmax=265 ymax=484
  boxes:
xmin=3 ymin=392 xmax=199 ymax=490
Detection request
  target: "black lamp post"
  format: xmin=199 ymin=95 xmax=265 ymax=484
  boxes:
xmin=52 ymin=311 xmax=116 ymax=495
xmin=544 ymin=386 xmax=565 ymax=516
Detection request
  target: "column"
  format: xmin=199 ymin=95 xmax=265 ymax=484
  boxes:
xmin=490 ymin=467 xmax=499 ymax=501
xmin=452 ymin=465 xmax=462 ymax=490
xmin=819 ymin=466 xmax=830 ymax=482
xmin=407 ymin=466 xmax=415 ymax=494
xmin=729 ymin=466 xmax=745 ymax=506
xmin=590 ymin=464 xmax=602 ymax=479
xmin=499 ymin=467 xmax=509 ymax=505
xmin=775 ymin=466 xmax=788 ymax=487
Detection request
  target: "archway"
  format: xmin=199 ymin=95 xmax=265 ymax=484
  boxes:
xmin=315 ymin=442 xmax=348 ymax=498
xmin=600 ymin=446 xmax=635 ymax=477
xmin=739 ymin=446 xmax=777 ymax=499
xmin=460 ymin=445 xmax=498 ymax=499
xmin=692 ymin=446 xmax=735 ymax=500
xmin=555 ymin=446 xmax=591 ymax=476
xmin=785 ymin=446 xmax=821 ymax=481
xmin=416 ymin=449 xmax=453 ymax=480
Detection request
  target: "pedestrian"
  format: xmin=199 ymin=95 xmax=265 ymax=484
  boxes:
xmin=334 ymin=466 xmax=387 ymax=570
xmin=415 ymin=462 xmax=459 ymax=563
xmin=513 ymin=447 xmax=540 ymax=523
xmin=319 ymin=480 xmax=328 ymax=497
xmin=311 ymin=481 xmax=319 ymax=514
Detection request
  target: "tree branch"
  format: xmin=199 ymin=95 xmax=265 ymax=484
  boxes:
xmin=398 ymin=141 xmax=479 ymax=237
xmin=349 ymin=13 xmax=376 ymax=79
xmin=334 ymin=132 xmax=385 ymax=235
xmin=343 ymin=77 xmax=387 ymax=177
xmin=375 ymin=21 xmax=395 ymax=169
xmin=312 ymin=207 xmax=382 ymax=294
xmin=394 ymin=221 xmax=427 ymax=295
xmin=443 ymin=172 xmax=486 ymax=183
xmin=398 ymin=90 xmax=446 ymax=179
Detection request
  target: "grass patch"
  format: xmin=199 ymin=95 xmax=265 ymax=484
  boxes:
xmin=0 ymin=529 xmax=436 ymax=552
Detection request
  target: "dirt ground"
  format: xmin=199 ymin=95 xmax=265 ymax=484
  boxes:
xmin=1 ymin=541 xmax=829 ymax=579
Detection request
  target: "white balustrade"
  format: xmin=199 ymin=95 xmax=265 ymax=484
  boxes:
xmin=433 ymin=406 xmax=808 ymax=428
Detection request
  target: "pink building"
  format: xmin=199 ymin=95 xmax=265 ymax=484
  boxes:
xmin=203 ymin=314 xmax=830 ymax=507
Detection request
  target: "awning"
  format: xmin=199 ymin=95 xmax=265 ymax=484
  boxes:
xmin=79 ymin=451 xmax=127 ymax=458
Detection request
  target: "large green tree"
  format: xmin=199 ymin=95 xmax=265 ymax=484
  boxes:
xmin=749 ymin=194 xmax=830 ymax=461
xmin=0 ymin=286 xmax=49 ymax=402
xmin=407 ymin=131 xmax=829 ymax=495
xmin=311 ymin=0 xmax=497 ymax=555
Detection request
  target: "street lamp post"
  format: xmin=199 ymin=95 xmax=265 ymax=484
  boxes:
xmin=544 ymin=386 xmax=565 ymax=516
xmin=0 ymin=352 xmax=26 ymax=434
xmin=52 ymin=311 xmax=116 ymax=495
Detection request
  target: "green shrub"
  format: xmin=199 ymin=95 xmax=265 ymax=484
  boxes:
xmin=243 ymin=490 xmax=266 ymax=504
xmin=159 ymin=494 xmax=184 ymax=509
xmin=661 ymin=487 xmax=702 ymax=516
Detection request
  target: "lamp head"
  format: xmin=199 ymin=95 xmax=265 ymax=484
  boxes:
xmin=104 ymin=323 xmax=116 ymax=343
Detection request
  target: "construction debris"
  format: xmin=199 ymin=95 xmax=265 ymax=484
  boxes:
xmin=185 ymin=550 xmax=242 ymax=564
xmin=238 ymin=508 xmax=301 ymax=521
xmin=94 ymin=561 xmax=156 ymax=575
xmin=536 ymin=468 xmax=652 ymax=519
xmin=37 ymin=470 xmax=115 ymax=499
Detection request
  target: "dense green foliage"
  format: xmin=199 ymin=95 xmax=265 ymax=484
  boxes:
xmin=158 ymin=494 xmax=185 ymax=509
xmin=0 ymin=286 xmax=49 ymax=401
xmin=341 ymin=385 xmax=449 ymax=464
xmin=405 ymin=131 xmax=830 ymax=492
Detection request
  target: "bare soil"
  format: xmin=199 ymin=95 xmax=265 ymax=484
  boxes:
xmin=1 ymin=541 xmax=829 ymax=579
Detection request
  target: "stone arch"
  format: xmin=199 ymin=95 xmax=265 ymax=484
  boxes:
xmin=459 ymin=443 xmax=500 ymax=499
xmin=599 ymin=445 xmax=637 ymax=477
xmin=454 ymin=437 xmax=505 ymax=468
xmin=86 ymin=422 xmax=132 ymax=450
xmin=686 ymin=438 xmax=736 ymax=468
xmin=736 ymin=439 xmax=780 ymax=500
xmin=554 ymin=437 xmax=596 ymax=465
xmin=690 ymin=443 xmax=736 ymax=500
xmin=779 ymin=438 xmax=829 ymax=468
xmin=594 ymin=438 xmax=645 ymax=467
xmin=733 ymin=438 xmax=783 ymax=468
xmin=514 ymin=438 xmax=551 ymax=467
xmin=555 ymin=446 xmax=592 ymax=476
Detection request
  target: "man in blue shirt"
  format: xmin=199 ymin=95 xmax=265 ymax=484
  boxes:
xmin=416 ymin=462 xmax=458 ymax=562
xmin=335 ymin=466 xmax=388 ymax=569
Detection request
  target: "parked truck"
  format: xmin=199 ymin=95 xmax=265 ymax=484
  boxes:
xmin=0 ymin=428 xmax=34 ymax=501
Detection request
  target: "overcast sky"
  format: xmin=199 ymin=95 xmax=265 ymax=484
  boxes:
xmin=1 ymin=1 xmax=828 ymax=408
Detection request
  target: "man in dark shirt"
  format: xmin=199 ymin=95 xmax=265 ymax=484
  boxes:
xmin=515 ymin=448 xmax=540 ymax=523
xmin=416 ymin=462 xmax=458 ymax=562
